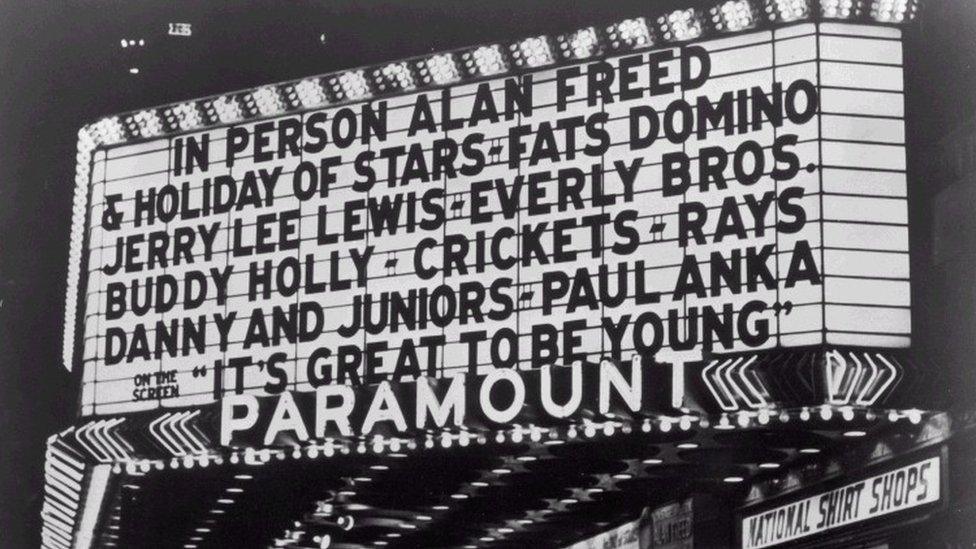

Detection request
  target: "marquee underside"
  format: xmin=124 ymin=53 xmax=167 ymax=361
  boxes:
xmin=89 ymin=407 xmax=935 ymax=549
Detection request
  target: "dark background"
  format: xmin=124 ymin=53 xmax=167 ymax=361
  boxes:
xmin=0 ymin=1 xmax=973 ymax=547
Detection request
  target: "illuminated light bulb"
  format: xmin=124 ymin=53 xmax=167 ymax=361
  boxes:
xmin=584 ymin=424 xmax=597 ymax=438
xmin=567 ymin=426 xmax=578 ymax=439
xmin=330 ymin=70 xmax=372 ymax=101
xmin=307 ymin=446 xmax=319 ymax=459
xmin=715 ymin=415 xmax=734 ymax=430
xmin=641 ymin=420 xmax=652 ymax=433
xmin=764 ymin=0 xmax=812 ymax=22
xmin=820 ymin=406 xmax=834 ymax=421
xmin=906 ymin=409 xmax=923 ymax=424
xmin=373 ymin=62 xmax=416 ymax=92
xmin=602 ymin=423 xmax=615 ymax=437
xmin=660 ymin=420 xmax=673 ymax=433
xmin=461 ymin=44 xmax=508 ymax=77
xmin=441 ymin=435 xmax=453 ymax=449
xmin=736 ymin=413 xmax=750 ymax=428
xmin=205 ymin=95 xmax=244 ymax=124
xmin=229 ymin=453 xmax=240 ymax=464
xmin=372 ymin=442 xmax=384 ymax=454
xmin=710 ymin=0 xmax=757 ymax=32
xmin=605 ymin=17 xmax=654 ymax=50
xmin=529 ymin=428 xmax=542 ymax=442
xmin=556 ymin=27 xmax=601 ymax=60
xmin=459 ymin=433 xmax=471 ymax=447
xmin=182 ymin=456 xmax=195 ymax=469
xmin=510 ymin=35 xmax=555 ymax=67
xmin=657 ymin=8 xmax=704 ymax=42
xmin=679 ymin=416 xmax=693 ymax=430
xmin=841 ymin=407 xmax=855 ymax=421
xmin=799 ymin=408 xmax=811 ymax=421
xmin=288 ymin=78 xmax=329 ymax=109
xmin=778 ymin=412 xmax=790 ymax=423
xmin=416 ymin=53 xmax=461 ymax=85
xmin=389 ymin=439 xmax=402 ymax=452
xmin=821 ymin=0 xmax=860 ymax=19
xmin=495 ymin=431 xmax=506 ymax=443
xmin=357 ymin=442 xmax=367 ymax=454
xmin=869 ymin=0 xmax=918 ymax=22
xmin=511 ymin=429 xmax=524 ymax=443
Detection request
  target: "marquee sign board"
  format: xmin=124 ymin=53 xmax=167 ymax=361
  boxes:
xmin=73 ymin=22 xmax=909 ymax=417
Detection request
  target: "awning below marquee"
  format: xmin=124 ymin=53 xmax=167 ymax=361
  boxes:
xmin=84 ymin=406 xmax=941 ymax=549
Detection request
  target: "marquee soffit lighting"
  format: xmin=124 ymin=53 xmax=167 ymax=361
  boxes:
xmin=62 ymin=0 xmax=921 ymax=373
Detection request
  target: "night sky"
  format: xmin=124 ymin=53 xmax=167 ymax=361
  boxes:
xmin=0 ymin=1 xmax=973 ymax=547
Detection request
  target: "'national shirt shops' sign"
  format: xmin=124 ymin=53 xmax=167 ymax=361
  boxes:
xmin=73 ymin=22 xmax=909 ymax=417
xmin=740 ymin=457 xmax=941 ymax=549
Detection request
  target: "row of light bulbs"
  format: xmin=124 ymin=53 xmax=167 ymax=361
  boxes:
xmin=81 ymin=0 xmax=918 ymax=147
xmin=105 ymin=406 xmax=924 ymax=474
